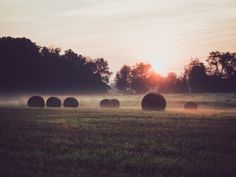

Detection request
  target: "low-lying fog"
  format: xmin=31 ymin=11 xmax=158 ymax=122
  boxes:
xmin=1 ymin=93 xmax=236 ymax=111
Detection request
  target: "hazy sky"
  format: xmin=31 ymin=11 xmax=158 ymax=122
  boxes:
xmin=1 ymin=0 xmax=236 ymax=75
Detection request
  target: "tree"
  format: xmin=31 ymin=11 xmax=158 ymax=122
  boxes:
xmin=167 ymin=72 xmax=177 ymax=84
xmin=130 ymin=63 xmax=152 ymax=93
xmin=207 ymin=51 xmax=236 ymax=78
xmin=206 ymin=51 xmax=221 ymax=77
xmin=206 ymin=51 xmax=236 ymax=92
xmin=115 ymin=65 xmax=132 ymax=91
xmin=115 ymin=63 xmax=153 ymax=93
xmin=0 ymin=37 xmax=112 ymax=93
xmin=115 ymin=63 xmax=187 ymax=93
xmin=90 ymin=58 xmax=112 ymax=84
xmin=189 ymin=65 xmax=207 ymax=92
xmin=158 ymin=72 xmax=187 ymax=93
xmin=183 ymin=59 xmax=207 ymax=92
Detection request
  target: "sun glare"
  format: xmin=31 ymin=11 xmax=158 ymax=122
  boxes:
xmin=153 ymin=62 xmax=168 ymax=76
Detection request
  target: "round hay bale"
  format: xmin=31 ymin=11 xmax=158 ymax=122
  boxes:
xmin=100 ymin=99 xmax=112 ymax=108
xmin=141 ymin=93 xmax=166 ymax=111
xmin=27 ymin=96 xmax=45 ymax=108
xmin=63 ymin=97 xmax=79 ymax=108
xmin=46 ymin=97 xmax=61 ymax=107
xmin=184 ymin=102 xmax=198 ymax=110
xmin=110 ymin=99 xmax=120 ymax=108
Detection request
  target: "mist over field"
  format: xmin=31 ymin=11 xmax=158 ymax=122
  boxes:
xmin=1 ymin=93 xmax=236 ymax=111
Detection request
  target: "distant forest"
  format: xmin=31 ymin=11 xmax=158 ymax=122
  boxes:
xmin=1 ymin=37 xmax=236 ymax=94
xmin=0 ymin=37 xmax=112 ymax=93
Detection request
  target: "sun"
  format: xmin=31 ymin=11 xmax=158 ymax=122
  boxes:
xmin=152 ymin=62 xmax=168 ymax=76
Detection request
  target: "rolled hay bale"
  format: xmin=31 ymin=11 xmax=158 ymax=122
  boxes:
xmin=110 ymin=99 xmax=120 ymax=108
xmin=46 ymin=97 xmax=61 ymax=107
xmin=141 ymin=93 xmax=166 ymax=111
xmin=63 ymin=97 xmax=79 ymax=108
xmin=27 ymin=96 xmax=45 ymax=108
xmin=184 ymin=102 xmax=198 ymax=110
xmin=100 ymin=99 xmax=112 ymax=108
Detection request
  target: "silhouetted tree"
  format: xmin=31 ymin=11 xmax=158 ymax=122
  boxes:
xmin=206 ymin=51 xmax=222 ymax=77
xmin=206 ymin=51 xmax=236 ymax=92
xmin=115 ymin=65 xmax=132 ymax=92
xmin=182 ymin=52 xmax=236 ymax=93
xmin=159 ymin=72 xmax=187 ymax=93
xmin=182 ymin=59 xmax=207 ymax=92
xmin=0 ymin=37 xmax=112 ymax=93
xmin=189 ymin=65 xmax=207 ymax=92
xmin=207 ymin=51 xmax=236 ymax=78
xmin=115 ymin=63 xmax=187 ymax=93
xmin=89 ymin=58 xmax=112 ymax=84
xmin=130 ymin=63 xmax=152 ymax=93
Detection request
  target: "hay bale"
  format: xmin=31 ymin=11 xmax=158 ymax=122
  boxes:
xmin=184 ymin=102 xmax=198 ymax=110
xmin=100 ymin=99 xmax=112 ymax=108
xmin=110 ymin=99 xmax=120 ymax=108
xmin=141 ymin=93 xmax=166 ymax=111
xmin=46 ymin=97 xmax=61 ymax=107
xmin=63 ymin=97 xmax=79 ymax=108
xmin=27 ymin=96 xmax=45 ymax=108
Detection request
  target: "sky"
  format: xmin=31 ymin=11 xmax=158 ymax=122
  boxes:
xmin=1 ymin=0 xmax=236 ymax=76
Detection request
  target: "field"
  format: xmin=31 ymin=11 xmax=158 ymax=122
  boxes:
xmin=0 ymin=94 xmax=236 ymax=177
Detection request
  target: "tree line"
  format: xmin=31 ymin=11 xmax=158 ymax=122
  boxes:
xmin=115 ymin=52 xmax=236 ymax=93
xmin=0 ymin=37 xmax=112 ymax=93
xmin=0 ymin=37 xmax=236 ymax=94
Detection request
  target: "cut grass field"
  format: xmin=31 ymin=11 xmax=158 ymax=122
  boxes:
xmin=0 ymin=106 xmax=235 ymax=177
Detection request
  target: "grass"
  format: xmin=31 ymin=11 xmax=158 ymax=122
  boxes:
xmin=0 ymin=106 xmax=235 ymax=177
